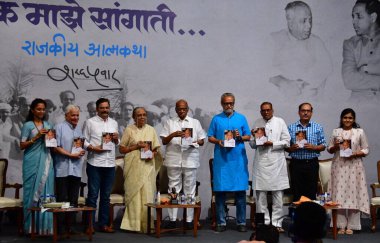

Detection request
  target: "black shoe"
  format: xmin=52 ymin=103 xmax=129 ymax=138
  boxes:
xmin=185 ymin=222 xmax=193 ymax=230
xmin=215 ymin=225 xmax=227 ymax=232
xmin=237 ymin=225 xmax=247 ymax=232
xmin=164 ymin=221 xmax=177 ymax=229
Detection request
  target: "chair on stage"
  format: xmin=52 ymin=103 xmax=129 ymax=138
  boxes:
xmin=109 ymin=156 xmax=125 ymax=228
xmin=209 ymin=158 xmax=255 ymax=230
xmin=370 ymin=160 xmax=380 ymax=232
xmin=0 ymin=158 xmax=23 ymax=234
xmin=318 ymin=158 xmax=332 ymax=194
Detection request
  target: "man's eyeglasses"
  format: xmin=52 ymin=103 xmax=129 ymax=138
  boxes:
xmin=260 ymin=109 xmax=272 ymax=113
xmin=222 ymin=102 xmax=234 ymax=106
xmin=300 ymin=109 xmax=312 ymax=113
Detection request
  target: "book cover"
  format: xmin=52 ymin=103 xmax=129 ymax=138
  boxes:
xmin=223 ymin=130 xmax=235 ymax=147
xmin=140 ymin=141 xmax=153 ymax=159
xmin=71 ymin=137 xmax=85 ymax=154
xmin=339 ymin=139 xmax=352 ymax=157
xmin=295 ymin=130 xmax=307 ymax=148
xmin=254 ymin=127 xmax=268 ymax=145
xmin=181 ymin=128 xmax=193 ymax=146
xmin=101 ymin=132 xmax=115 ymax=151
xmin=45 ymin=129 xmax=57 ymax=147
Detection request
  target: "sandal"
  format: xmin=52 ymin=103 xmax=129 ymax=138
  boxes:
xmin=338 ymin=229 xmax=345 ymax=234
xmin=276 ymin=227 xmax=285 ymax=233
xmin=345 ymin=229 xmax=353 ymax=235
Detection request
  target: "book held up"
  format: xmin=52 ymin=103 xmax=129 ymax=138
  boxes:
xmin=140 ymin=141 xmax=153 ymax=159
xmin=71 ymin=137 xmax=85 ymax=154
xmin=339 ymin=139 xmax=352 ymax=157
xmin=224 ymin=130 xmax=236 ymax=147
xmin=295 ymin=130 xmax=307 ymax=148
xmin=181 ymin=128 xmax=193 ymax=146
xmin=101 ymin=132 xmax=115 ymax=151
xmin=254 ymin=127 xmax=268 ymax=146
xmin=45 ymin=129 xmax=57 ymax=147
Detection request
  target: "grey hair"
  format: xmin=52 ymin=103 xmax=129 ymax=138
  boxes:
xmin=220 ymin=92 xmax=235 ymax=102
xmin=132 ymin=107 xmax=146 ymax=118
xmin=285 ymin=1 xmax=311 ymax=21
xmin=65 ymin=104 xmax=80 ymax=114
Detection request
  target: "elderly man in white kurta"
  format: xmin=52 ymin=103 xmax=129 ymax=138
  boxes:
xmin=160 ymin=99 xmax=206 ymax=228
xmin=250 ymin=102 xmax=290 ymax=231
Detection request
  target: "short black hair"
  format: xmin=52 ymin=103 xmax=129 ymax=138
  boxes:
xmin=298 ymin=102 xmax=313 ymax=112
xmin=260 ymin=101 xmax=273 ymax=110
xmin=355 ymin=0 xmax=380 ymax=25
xmin=250 ymin=224 xmax=279 ymax=243
xmin=293 ymin=202 xmax=327 ymax=241
xmin=96 ymin=98 xmax=110 ymax=108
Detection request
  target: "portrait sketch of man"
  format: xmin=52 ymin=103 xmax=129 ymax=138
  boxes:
xmin=269 ymin=1 xmax=333 ymax=98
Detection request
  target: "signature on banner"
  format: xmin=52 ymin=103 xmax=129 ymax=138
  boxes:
xmin=47 ymin=65 xmax=122 ymax=91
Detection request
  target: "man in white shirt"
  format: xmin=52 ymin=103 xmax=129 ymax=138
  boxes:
xmin=83 ymin=98 xmax=119 ymax=233
xmin=249 ymin=102 xmax=290 ymax=232
xmin=160 ymin=99 xmax=206 ymax=229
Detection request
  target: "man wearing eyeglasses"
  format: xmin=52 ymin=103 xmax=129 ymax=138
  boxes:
xmin=249 ymin=102 xmax=290 ymax=232
xmin=286 ymin=103 xmax=326 ymax=201
xmin=208 ymin=93 xmax=251 ymax=233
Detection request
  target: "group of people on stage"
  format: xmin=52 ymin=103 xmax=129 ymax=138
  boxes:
xmin=17 ymin=91 xmax=370 ymax=239
xmin=9 ymin=0 xmax=378 ymax=237
xmin=209 ymin=93 xmax=369 ymax=236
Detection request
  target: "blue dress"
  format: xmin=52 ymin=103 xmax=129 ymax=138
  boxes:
xmin=208 ymin=112 xmax=250 ymax=191
xmin=21 ymin=121 xmax=55 ymax=234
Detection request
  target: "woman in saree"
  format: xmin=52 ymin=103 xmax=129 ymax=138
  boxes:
xmin=20 ymin=98 xmax=55 ymax=234
xmin=119 ymin=107 xmax=162 ymax=233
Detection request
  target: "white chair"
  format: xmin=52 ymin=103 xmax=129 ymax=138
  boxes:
xmin=318 ymin=158 xmax=332 ymax=194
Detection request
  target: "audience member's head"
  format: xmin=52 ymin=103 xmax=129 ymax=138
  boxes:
xmin=292 ymin=202 xmax=327 ymax=243
xmin=250 ymin=224 xmax=279 ymax=243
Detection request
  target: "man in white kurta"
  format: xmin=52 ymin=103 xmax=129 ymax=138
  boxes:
xmin=250 ymin=102 xmax=290 ymax=229
xmin=160 ymin=99 xmax=206 ymax=228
